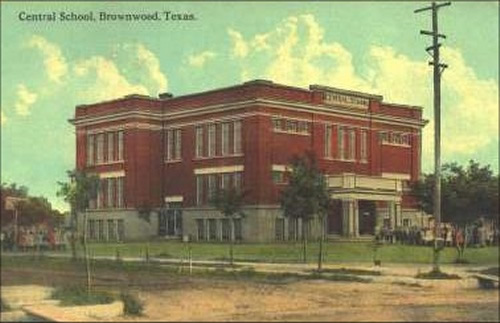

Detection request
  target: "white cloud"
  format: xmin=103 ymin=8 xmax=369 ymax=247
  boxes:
xmin=226 ymin=14 xmax=498 ymax=172
xmin=228 ymin=28 xmax=249 ymax=58
xmin=187 ymin=51 xmax=217 ymax=68
xmin=72 ymin=43 xmax=168 ymax=102
xmin=28 ymin=35 xmax=68 ymax=84
xmin=73 ymin=56 xmax=149 ymax=102
xmin=135 ymin=44 xmax=168 ymax=93
xmin=1 ymin=110 xmax=7 ymax=125
xmin=14 ymin=84 xmax=38 ymax=116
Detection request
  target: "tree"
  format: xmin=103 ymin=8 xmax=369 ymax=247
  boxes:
xmin=210 ymin=187 xmax=246 ymax=266
xmin=280 ymin=153 xmax=330 ymax=269
xmin=412 ymin=160 xmax=499 ymax=261
xmin=57 ymin=169 xmax=100 ymax=293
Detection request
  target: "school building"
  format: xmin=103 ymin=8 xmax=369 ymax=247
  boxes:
xmin=70 ymin=80 xmax=430 ymax=242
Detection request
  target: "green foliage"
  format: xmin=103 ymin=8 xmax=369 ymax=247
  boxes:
xmin=280 ymin=153 xmax=330 ymax=223
xmin=210 ymin=187 xmax=246 ymax=219
xmin=412 ymin=160 xmax=498 ymax=225
xmin=1 ymin=299 xmax=11 ymax=312
xmin=120 ymin=291 xmax=144 ymax=316
xmin=57 ymin=170 xmax=100 ymax=213
xmin=51 ymin=285 xmax=114 ymax=306
xmin=415 ymin=269 xmax=461 ymax=280
xmin=1 ymin=182 xmax=64 ymax=227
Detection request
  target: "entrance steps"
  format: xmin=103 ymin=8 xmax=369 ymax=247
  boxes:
xmin=327 ymin=235 xmax=375 ymax=242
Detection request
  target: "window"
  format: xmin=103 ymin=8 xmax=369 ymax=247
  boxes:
xmin=403 ymin=219 xmax=411 ymax=227
xmin=349 ymin=129 xmax=356 ymax=160
xmin=361 ymin=130 xmax=368 ymax=162
xmin=116 ymin=177 xmax=124 ymax=208
xmin=108 ymin=219 xmax=116 ymax=241
xmin=221 ymin=219 xmax=231 ymax=241
xmin=338 ymin=126 xmax=345 ymax=160
xmin=175 ymin=129 xmax=182 ymax=159
xmin=88 ymin=220 xmax=96 ymax=240
xmin=233 ymin=120 xmax=242 ymax=154
xmin=325 ymin=125 xmax=332 ymax=158
xmin=97 ymin=220 xmax=105 ymax=241
xmin=379 ymin=131 xmax=388 ymax=143
xmin=272 ymin=171 xmax=285 ymax=184
xmin=196 ymin=175 xmax=204 ymax=206
xmin=221 ymin=173 xmax=231 ymax=190
xmin=87 ymin=134 xmax=94 ymax=166
xmin=107 ymin=132 xmax=114 ymax=162
xmin=208 ymin=124 xmax=216 ymax=157
xmin=107 ymin=178 xmax=114 ymax=208
xmin=234 ymin=172 xmax=242 ymax=191
xmin=96 ymin=182 xmax=103 ymax=209
xmin=208 ymin=219 xmax=217 ymax=241
xmin=96 ymin=133 xmax=104 ymax=164
xmin=298 ymin=121 xmax=309 ymax=134
xmin=286 ymin=120 xmax=298 ymax=132
xmin=117 ymin=219 xmax=125 ymax=241
xmin=195 ymin=126 xmax=204 ymax=158
xmin=275 ymin=218 xmax=285 ymax=241
xmin=167 ymin=130 xmax=174 ymax=160
xmin=288 ymin=218 xmax=298 ymax=241
xmin=196 ymin=219 xmax=206 ymax=241
xmin=272 ymin=118 xmax=281 ymax=131
xmin=234 ymin=218 xmax=242 ymax=241
xmin=221 ymin=123 xmax=230 ymax=155
xmin=117 ymin=131 xmax=124 ymax=160
xmin=208 ymin=174 xmax=217 ymax=201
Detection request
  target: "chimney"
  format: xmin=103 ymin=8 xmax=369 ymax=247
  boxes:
xmin=159 ymin=92 xmax=174 ymax=99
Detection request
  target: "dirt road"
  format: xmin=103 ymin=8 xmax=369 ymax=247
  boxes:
xmin=2 ymin=265 xmax=498 ymax=321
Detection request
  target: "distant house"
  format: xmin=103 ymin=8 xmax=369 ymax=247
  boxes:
xmin=70 ymin=80 xmax=427 ymax=242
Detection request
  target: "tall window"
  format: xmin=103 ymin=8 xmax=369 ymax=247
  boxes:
xmin=208 ymin=174 xmax=217 ymax=200
xmin=196 ymin=175 xmax=204 ymax=205
xmin=117 ymin=219 xmax=125 ymax=241
xmin=196 ymin=219 xmax=206 ymax=241
xmin=195 ymin=126 xmax=204 ymax=158
xmin=325 ymin=125 xmax=332 ymax=158
xmin=233 ymin=120 xmax=242 ymax=154
xmin=107 ymin=132 xmax=114 ymax=162
xmin=117 ymin=131 xmax=124 ymax=160
xmin=116 ymin=177 xmax=124 ymax=208
xmin=97 ymin=220 xmax=105 ymax=241
xmin=338 ymin=126 xmax=345 ymax=160
xmin=221 ymin=123 xmax=230 ymax=156
xmin=175 ymin=129 xmax=182 ymax=159
xmin=221 ymin=173 xmax=231 ymax=190
xmin=349 ymin=129 xmax=356 ymax=160
xmin=107 ymin=219 xmax=116 ymax=241
xmin=96 ymin=133 xmax=104 ymax=164
xmin=208 ymin=124 xmax=216 ymax=157
xmin=361 ymin=130 xmax=367 ymax=162
xmin=234 ymin=172 xmax=242 ymax=191
xmin=87 ymin=134 xmax=95 ymax=166
xmin=167 ymin=130 xmax=174 ymax=160
xmin=107 ymin=178 xmax=115 ymax=208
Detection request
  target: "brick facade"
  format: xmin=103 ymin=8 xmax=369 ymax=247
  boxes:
xmin=71 ymin=80 xmax=429 ymax=242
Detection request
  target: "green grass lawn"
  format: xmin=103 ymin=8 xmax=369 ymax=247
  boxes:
xmin=62 ymin=240 xmax=500 ymax=265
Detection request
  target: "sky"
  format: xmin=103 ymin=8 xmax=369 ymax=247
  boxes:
xmin=1 ymin=1 xmax=498 ymax=212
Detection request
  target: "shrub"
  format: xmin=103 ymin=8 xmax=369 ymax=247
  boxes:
xmin=120 ymin=292 xmax=144 ymax=316
xmin=51 ymin=285 xmax=114 ymax=306
xmin=415 ymin=270 xmax=461 ymax=280
xmin=1 ymin=299 xmax=11 ymax=312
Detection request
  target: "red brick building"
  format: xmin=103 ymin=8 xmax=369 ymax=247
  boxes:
xmin=70 ymin=80 xmax=429 ymax=242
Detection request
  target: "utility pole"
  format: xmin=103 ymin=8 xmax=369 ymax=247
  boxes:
xmin=415 ymin=1 xmax=450 ymax=272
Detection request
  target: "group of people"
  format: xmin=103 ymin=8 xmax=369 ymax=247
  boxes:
xmin=0 ymin=226 xmax=69 ymax=252
xmin=376 ymin=222 xmax=499 ymax=248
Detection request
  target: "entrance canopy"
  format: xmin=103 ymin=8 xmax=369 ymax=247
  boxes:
xmin=327 ymin=173 xmax=403 ymax=202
